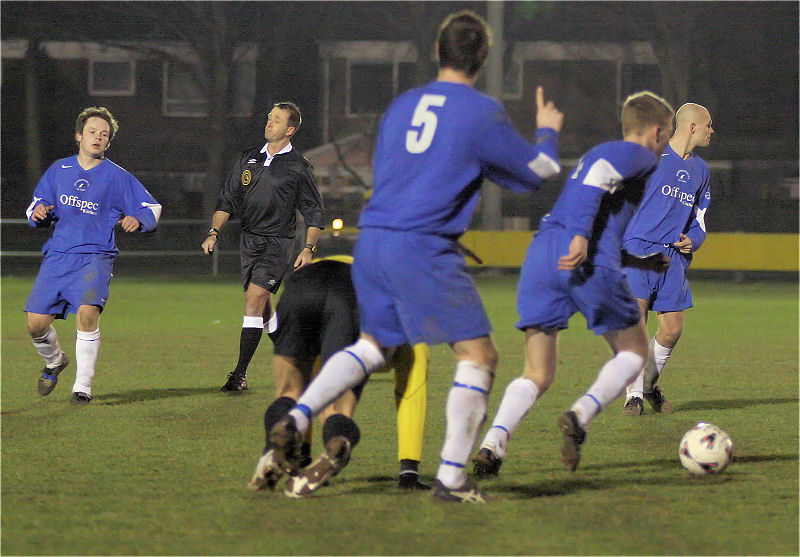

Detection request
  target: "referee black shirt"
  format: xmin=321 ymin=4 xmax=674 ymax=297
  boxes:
xmin=216 ymin=143 xmax=325 ymax=237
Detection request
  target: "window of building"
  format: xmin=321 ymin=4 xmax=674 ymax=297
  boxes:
xmin=163 ymin=59 xmax=207 ymax=117
xmin=162 ymin=44 xmax=256 ymax=118
xmin=88 ymin=59 xmax=135 ymax=96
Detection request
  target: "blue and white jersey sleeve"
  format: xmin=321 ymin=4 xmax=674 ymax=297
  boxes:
xmin=26 ymin=160 xmax=62 ymax=228
xmin=544 ymin=142 xmax=656 ymax=237
xmin=479 ymin=107 xmax=560 ymax=193
xmin=120 ymin=171 xmax=161 ymax=232
xmin=559 ymin=156 xmax=615 ymax=239
xmin=541 ymin=141 xmax=658 ymax=270
xmin=683 ymin=161 xmax=710 ymax=252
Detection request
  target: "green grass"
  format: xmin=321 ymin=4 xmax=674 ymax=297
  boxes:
xmin=2 ymin=273 xmax=798 ymax=555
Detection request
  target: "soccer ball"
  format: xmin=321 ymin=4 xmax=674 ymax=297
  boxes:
xmin=678 ymin=422 xmax=734 ymax=475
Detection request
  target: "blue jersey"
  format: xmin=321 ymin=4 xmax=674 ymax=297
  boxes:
xmin=539 ymin=141 xmax=658 ymax=271
xmin=360 ymin=81 xmax=560 ymax=237
xmin=25 ymin=156 xmax=161 ymax=255
xmin=623 ymin=144 xmax=711 ymax=260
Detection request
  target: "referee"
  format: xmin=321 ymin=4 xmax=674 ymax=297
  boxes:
xmin=202 ymin=102 xmax=325 ymax=392
xmin=249 ymin=256 xmax=430 ymax=496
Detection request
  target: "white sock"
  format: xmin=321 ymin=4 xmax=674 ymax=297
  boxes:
xmin=571 ymin=351 xmax=644 ymax=428
xmin=625 ymin=369 xmax=645 ymax=400
xmin=643 ymin=337 xmax=673 ymax=391
xmin=481 ymin=377 xmax=539 ymax=459
xmin=290 ymin=338 xmax=385 ymax=435
xmin=266 ymin=312 xmax=278 ymax=334
xmin=32 ymin=325 xmax=64 ymax=368
xmin=436 ymin=361 xmax=493 ymax=489
xmin=73 ymin=329 xmax=100 ymax=396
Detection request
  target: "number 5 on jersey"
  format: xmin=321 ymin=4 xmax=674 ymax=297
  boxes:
xmin=405 ymin=94 xmax=446 ymax=154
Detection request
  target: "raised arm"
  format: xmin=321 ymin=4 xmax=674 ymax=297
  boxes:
xmin=480 ymin=87 xmax=563 ymax=193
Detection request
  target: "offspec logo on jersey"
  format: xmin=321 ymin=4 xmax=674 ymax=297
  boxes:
xmin=661 ymin=184 xmax=695 ymax=208
xmin=60 ymin=194 xmax=99 ymax=215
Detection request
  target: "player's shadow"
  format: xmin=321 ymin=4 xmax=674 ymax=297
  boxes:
xmin=726 ymin=453 xmax=797 ymax=464
xmin=95 ymin=387 xmax=221 ymax=405
xmin=341 ymin=452 xmax=797 ymax=498
xmin=580 ymin=452 xmax=797 ymax=473
xmin=339 ymin=471 xmax=708 ymax=499
xmin=677 ymin=396 xmax=798 ymax=411
xmin=494 ymin=472 xmax=733 ymax=499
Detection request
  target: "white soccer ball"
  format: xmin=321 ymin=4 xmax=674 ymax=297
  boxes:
xmin=678 ymin=422 xmax=734 ymax=475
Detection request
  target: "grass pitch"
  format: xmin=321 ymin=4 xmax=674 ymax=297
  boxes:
xmin=1 ymin=272 xmax=797 ymax=555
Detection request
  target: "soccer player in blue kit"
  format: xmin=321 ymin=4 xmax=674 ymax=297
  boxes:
xmin=473 ymin=92 xmax=674 ymax=477
xmin=621 ymin=103 xmax=713 ymax=416
xmin=24 ymin=107 xmax=162 ymax=405
xmin=267 ymin=10 xmax=564 ymax=503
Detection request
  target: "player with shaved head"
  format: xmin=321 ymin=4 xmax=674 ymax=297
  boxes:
xmin=620 ymin=102 xmax=714 ymax=416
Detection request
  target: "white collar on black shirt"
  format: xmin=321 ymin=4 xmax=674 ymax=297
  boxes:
xmin=260 ymin=142 xmax=293 ymax=167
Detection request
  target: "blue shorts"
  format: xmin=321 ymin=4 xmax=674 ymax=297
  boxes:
xmin=516 ymin=229 xmax=641 ymax=335
xmin=623 ymin=242 xmax=692 ymax=312
xmin=352 ymin=228 xmax=492 ymax=347
xmin=25 ymin=252 xmax=114 ymax=319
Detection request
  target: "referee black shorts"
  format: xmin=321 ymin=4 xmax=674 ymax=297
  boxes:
xmin=239 ymin=232 xmax=294 ymax=293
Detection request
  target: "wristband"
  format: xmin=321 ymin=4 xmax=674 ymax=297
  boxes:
xmin=304 ymin=243 xmax=317 ymax=253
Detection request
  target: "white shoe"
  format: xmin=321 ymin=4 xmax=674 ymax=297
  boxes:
xmin=283 ymin=436 xmax=351 ymax=498
xmin=248 ymin=449 xmax=284 ymax=490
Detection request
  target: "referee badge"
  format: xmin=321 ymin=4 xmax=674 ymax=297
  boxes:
xmin=241 ymin=169 xmax=252 ymax=186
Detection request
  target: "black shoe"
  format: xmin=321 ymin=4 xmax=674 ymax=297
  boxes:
xmin=557 ymin=411 xmax=586 ymax=472
xmin=643 ymin=385 xmax=674 ymax=414
xmin=399 ymin=472 xmax=431 ymax=490
xmin=622 ymin=396 xmax=644 ymax=416
xmin=220 ymin=372 xmax=248 ymax=392
xmin=269 ymin=415 xmax=302 ymax=476
xmin=70 ymin=392 xmax=92 ymax=406
xmin=472 ymin=447 xmax=503 ymax=478
xmin=431 ymin=478 xmax=487 ymax=503
xmin=37 ymin=355 xmax=70 ymax=396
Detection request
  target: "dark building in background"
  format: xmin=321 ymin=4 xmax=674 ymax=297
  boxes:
xmin=2 ymin=1 xmax=797 ymax=238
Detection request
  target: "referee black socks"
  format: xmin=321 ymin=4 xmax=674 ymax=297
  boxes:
xmin=234 ymin=326 xmax=263 ymax=376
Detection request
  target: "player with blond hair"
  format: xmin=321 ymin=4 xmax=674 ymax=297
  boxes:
xmin=474 ymin=92 xmax=675 ymax=476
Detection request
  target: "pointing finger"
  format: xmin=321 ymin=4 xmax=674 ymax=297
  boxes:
xmin=536 ymin=86 xmax=544 ymax=108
